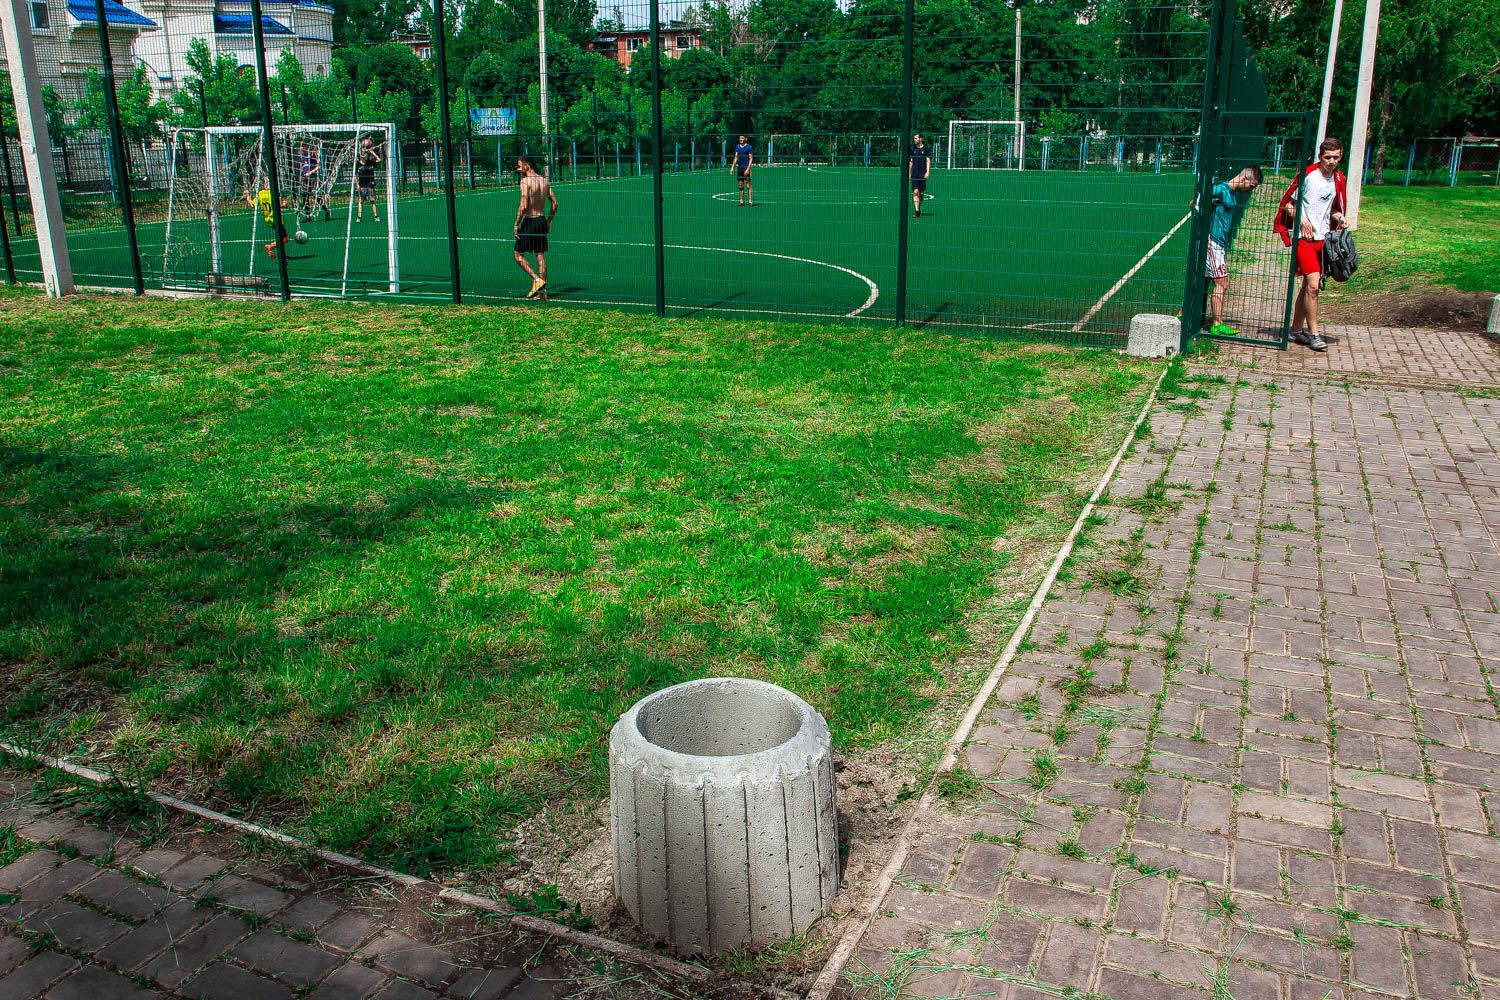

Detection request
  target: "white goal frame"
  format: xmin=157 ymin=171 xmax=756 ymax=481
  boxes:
xmin=946 ymin=120 xmax=1027 ymax=170
xmin=165 ymin=122 xmax=400 ymax=295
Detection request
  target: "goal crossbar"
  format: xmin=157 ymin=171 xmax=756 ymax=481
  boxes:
xmin=947 ymin=120 xmax=1027 ymax=170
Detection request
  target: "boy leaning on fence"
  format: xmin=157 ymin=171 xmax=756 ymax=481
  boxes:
xmin=1202 ymin=164 xmax=1263 ymax=337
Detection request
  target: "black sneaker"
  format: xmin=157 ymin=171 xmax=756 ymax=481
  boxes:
xmin=1289 ymin=329 xmax=1311 ymax=346
xmin=1309 ymin=333 xmax=1328 ymax=352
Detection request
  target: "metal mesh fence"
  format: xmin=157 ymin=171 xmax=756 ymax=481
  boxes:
xmin=0 ymin=0 xmax=1319 ymax=347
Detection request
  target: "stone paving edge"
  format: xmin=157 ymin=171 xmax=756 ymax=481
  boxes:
xmin=0 ymin=740 xmax=713 ymax=986
xmin=806 ymin=360 xmax=1173 ymax=1000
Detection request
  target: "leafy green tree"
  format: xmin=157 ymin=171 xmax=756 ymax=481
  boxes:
xmin=172 ymin=38 xmax=259 ymax=125
xmin=75 ymin=65 xmax=171 ymax=145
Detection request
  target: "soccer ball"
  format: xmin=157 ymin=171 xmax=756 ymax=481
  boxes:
xmin=294 ymin=230 xmax=308 ymax=245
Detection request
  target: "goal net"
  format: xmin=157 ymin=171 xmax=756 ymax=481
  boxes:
xmin=946 ymin=120 xmax=1026 ymax=170
xmin=163 ymin=123 xmax=399 ymax=296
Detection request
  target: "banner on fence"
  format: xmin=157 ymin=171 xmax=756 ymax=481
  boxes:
xmin=469 ymin=109 xmax=516 ymax=137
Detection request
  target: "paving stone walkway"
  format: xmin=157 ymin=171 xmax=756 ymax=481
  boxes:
xmin=1212 ymin=324 xmax=1500 ymax=390
xmin=0 ymin=775 xmax=606 ymax=1000
xmin=838 ymin=372 xmax=1500 ymax=998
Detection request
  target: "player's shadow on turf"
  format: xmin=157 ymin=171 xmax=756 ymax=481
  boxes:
xmin=911 ymin=301 xmax=953 ymax=329
xmin=677 ymin=291 xmax=746 ymax=318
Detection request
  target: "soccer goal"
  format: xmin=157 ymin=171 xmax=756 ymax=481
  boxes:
xmin=946 ymin=120 xmax=1026 ymax=170
xmin=163 ymin=123 xmax=399 ymax=296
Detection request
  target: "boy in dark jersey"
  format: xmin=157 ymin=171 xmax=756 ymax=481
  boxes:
xmin=297 ymin=143 xmax=321 ymax=221
xmin=908 ymin=133 xmax=930 ymax=217
xmin=355 ymin=138 xmax=381 ymax=223
xmin=732 ymin=135 xmax=754 ymax=206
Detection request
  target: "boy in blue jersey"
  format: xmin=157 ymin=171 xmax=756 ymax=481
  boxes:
xmin=908 ymin=133 xmax=930 ymax=216
xmin=732 ymin=135 xmax=754 ymax=206
xmin=1203 ymin=165 xmax=1262 ymax=335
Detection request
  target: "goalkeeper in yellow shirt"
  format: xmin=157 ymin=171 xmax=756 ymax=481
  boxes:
xmin=245 ymin=184 xmax=290 ymax=259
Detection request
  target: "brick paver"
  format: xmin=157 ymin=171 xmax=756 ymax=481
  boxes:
xmin=837 ymin=373 xmax=1500 ymax=999
xmin=0 ymin=778 xmax=673 ymax=998
xmin=1214 ymin=323 xmax=1500 ymax=389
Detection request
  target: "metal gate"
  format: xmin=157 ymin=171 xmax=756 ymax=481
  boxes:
xmin=1183 ymin=5 xmax=1315 ymax=350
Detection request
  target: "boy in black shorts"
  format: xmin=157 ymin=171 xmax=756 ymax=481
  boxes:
xmin=909 ymin=133 xmax=930 ymax=217
xmin=355 ymin=138 xmax=381 ymax=223
xmin=732 ymin=135 xmax=754 ymax=206
xmin=513 ymin=155 xmax=559 ymax=299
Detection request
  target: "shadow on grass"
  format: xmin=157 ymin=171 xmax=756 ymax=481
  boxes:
xmin=0 ymin=443 xmax=593 ymax=873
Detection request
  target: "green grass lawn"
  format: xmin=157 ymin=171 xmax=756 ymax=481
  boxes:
xmin=0 ymin=290 xmax=1155 ymax=875
xmin=1339 ymin=184 xmax=1499 ymax=294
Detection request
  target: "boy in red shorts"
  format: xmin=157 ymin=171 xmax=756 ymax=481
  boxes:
xmin=1274 ymin=137 xmax=1347 ymax=351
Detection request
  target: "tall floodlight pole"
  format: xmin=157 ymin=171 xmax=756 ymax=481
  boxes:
xmin=538 ymin=0 xmax=550 ymax=174
xmin=1013 ymin=6 xmax=1020 ymax=125
xmin=0 ymin=0 xmax=72 ymax=294
xmin=94 ymin=0 xmax=144 ymax=294
xmin=649 ymin=0 xmax=665 ymax=316
xmin=1316 ymin=0 xmax=1343 ymax=144
xmin=1345 ymin=0 xmax=1379 ymax=227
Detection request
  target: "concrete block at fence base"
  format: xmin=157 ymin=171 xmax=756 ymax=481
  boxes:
xmin=1489 ymin=295 xmax=1500 ymax=336
xmin=1128 ymin=313 xmax=1181 ymax=358
xmin=610 ymin=678 xmax=838 ymax=955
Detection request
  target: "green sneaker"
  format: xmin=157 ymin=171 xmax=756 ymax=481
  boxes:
xmin=1211 ymin=322 xmax=1240 ymax=337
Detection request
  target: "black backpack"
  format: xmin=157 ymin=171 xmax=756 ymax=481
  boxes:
xmin=1322 ymin=228 xmax=1358 ymax=282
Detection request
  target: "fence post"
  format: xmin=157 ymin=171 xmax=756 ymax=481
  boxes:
xmin=1178 ymin=0 xmax=1233 ymax=350
xmin=92 ymin=0 xmax=144 ymax=294
xmin=247 ymin=0 xmax=290 ymax=301
xmin=893 ymin=0 xmax=914 ymax=328
xmin=649 ymin=0 xmax=666 ymax=317
xmin=431 ymin=0 xmax=461 ymax=303
xmin=0 ymin=126 xmax=22 ymax=236
xmin=463 ymin=90 xmax=474 ymax=189
xmin=0 ymin=161 xmax=14 ymax=283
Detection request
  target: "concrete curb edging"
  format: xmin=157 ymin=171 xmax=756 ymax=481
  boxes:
xmin=610 ymin=678 xmax=839 ymax=955
xmin=805 ymin=361 xmax=1172 ymax=1000
xmin=0 ymin=739 xmax=712 ymax=984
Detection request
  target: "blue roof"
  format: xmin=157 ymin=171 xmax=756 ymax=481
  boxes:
xmin=67 ymin=0 xmax=156 ymax=28
xmin=228 ymin=0 xmax=334 ymax=7
xmin=214 ymin=12 xmax=291 ymax=33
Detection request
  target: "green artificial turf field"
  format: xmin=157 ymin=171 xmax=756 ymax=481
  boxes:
xmin=9 ymin=165 xmax=1195 ymax=343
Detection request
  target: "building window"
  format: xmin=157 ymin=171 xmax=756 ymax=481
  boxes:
xmin=626 ymin=36 xmax=642 ymax=51
xmin=675 ymin=34 xmax=690 ymax=48
xmin=29 ymin=0 xmax=49 ymax=30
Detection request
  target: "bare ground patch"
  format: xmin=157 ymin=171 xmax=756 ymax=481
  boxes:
xmin=1325 ymin=286 xmax=1494 ymax=332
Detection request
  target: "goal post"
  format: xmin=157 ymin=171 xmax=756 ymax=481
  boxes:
xmin=164 ymin=123 xmax=399 ymax=295
xmin=946 ymin=120 xmax=1027 ymax=170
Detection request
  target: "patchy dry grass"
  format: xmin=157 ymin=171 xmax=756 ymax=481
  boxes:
xmin=0 ymin=289 xmax=1154 ymax=876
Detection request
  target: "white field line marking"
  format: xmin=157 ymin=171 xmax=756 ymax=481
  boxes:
xmin=707 ymin=190 xmax=935 ymax=205
xmin=1070 ymin=210 xmax=1192 ymax=332
xmin=0 ymin=739 xmax=712 ymax=982
xmin=805 ymin=362 xmax=1171 ymax=1000
xmin=565 ymin=239 xmax=880 ymax=318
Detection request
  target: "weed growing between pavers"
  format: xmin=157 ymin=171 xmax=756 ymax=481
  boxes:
xmin=0 ymin=824 xmax=25 ymax=868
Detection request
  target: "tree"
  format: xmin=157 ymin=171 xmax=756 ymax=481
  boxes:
xmin=75 ymin=65 xmax=171 ymax=145
xmin=172 ymin=38 xmax=260 ymax=126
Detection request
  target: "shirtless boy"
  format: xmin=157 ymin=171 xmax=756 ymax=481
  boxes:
xmin=513 ymin=155 xmax=559 ymax=299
